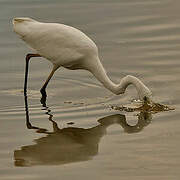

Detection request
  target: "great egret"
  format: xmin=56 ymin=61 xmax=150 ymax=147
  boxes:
xmin=13 ymin=17 xmax=152 ymax=102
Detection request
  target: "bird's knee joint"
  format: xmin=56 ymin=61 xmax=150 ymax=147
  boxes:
xmin=26 ymin=54 xmax=32 ymax=61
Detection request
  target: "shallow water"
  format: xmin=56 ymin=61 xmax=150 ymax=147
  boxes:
xmin=0 ymin=0 xmax=180 ymax=179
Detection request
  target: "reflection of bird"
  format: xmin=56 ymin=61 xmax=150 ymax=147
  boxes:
xmin=14 ymin=114 xmax=121 ymax=167
xmin=14 ymin=113 xmax=152 ymax=167
xmin=13 ymin=17 xmax=152 ymax=102
xmin=14 ymin=96 xmax=152 ymax=167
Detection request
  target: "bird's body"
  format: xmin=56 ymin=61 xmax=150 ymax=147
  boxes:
xmin=13 ymin=17 xmax=152 ymax=102
xmin=13 ymin=18 xmax=98 ymax=70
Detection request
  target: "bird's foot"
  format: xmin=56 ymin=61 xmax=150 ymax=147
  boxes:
xmin=40 ymin=88 xmax=47 ymax=96
xmin=26 ymin=122 xmax=39 ymax=130
xmin=40 ymin=88 xmax=47 ymax=107
xmin=40 ymin=95 xmax=47 ymax=107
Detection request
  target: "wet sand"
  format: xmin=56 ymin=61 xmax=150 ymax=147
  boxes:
xmin=0 ymin=0 xmax=180 ymax=179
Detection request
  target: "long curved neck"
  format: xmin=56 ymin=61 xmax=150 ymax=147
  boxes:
xmin=89 ymin=57 xmax=151 ymax=101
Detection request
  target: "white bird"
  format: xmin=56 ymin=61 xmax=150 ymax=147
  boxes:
xmin=13 ymin=17 xmax=152 ymax=102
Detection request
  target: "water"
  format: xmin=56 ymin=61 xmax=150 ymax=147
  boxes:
xmin=0 ymin=0 xmax=180 ymax=179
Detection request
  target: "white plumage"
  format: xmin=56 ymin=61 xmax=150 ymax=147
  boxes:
xmin=13 ymin=17 xmax=152 ymax=102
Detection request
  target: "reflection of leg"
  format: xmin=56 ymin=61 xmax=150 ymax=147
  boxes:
xmin=41 ymin=98 xmax=59 ymax=132
xmin=24 ymin=53 xmax=41 ymax=96
xmin=24 ymin=94 xmax=48 ymax=133
xmin=24 ymin=94 xmax=35 ymax=129
xmin=48 ymin=114 xmax=59 ymax=132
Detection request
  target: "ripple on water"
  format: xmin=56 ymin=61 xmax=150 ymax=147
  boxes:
xmin=1 ymin=1 xmax=180 ymax=179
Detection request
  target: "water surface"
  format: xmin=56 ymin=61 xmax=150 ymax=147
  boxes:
xmin=0 ymin=0 xmax=180 ymax=179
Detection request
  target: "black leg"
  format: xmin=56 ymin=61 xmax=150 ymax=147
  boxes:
xmin=24 ymin=92 xmax=48 ymax=133
xmin=24 ymin=55 xmax=30 ymax=96
xmin=24 ymin=94 xmax=37 ymax=129
xmin=24 ymin=53 xmax=41 ymax=96
xmin=40 ymin=65 xmax=59 ymax=105
xmin=40 ymin=94 xmax=47 ymax=107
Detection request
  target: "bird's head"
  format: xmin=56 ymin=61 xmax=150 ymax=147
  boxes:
xmin=140 ymin=88 xmax=153 ymax=104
